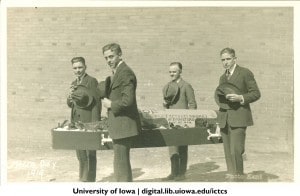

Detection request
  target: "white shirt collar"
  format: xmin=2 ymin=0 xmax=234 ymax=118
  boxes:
xmin=112 ymin=60 xmax=123 ymax=74
xmin=227 ymin=63 xmax=237 ymax=75
xmin=77 ymin=73 xmax=86 ymax=83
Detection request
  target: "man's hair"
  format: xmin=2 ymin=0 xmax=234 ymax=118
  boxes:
xmin=71 ymin=57 xmax=86 ymax=65
xmin=220 ymin=48 xmax=236 ymax=57
xmin=102 ymin=43 xmax=122 ymax=55
xmin=170 ymin=62 xmax=183 ymax=70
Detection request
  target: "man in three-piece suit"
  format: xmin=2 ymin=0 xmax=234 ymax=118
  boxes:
xmin=216 ymin=48 xmax=261 ymax=181
xmin=162 ymin=62 xmax=197 ymax=181
xmin=101 ymin=43 xmax=141 ymax=182
xmin=67 ymin=57 xmax=101 ymax=182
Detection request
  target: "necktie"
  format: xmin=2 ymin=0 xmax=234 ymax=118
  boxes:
xmin=225 ymin=69 xmax=231 ymax=80
xmin=77 ymin=77 xmax=81 ymax=85
xmin=111 ymin=70 xmax=115 ymax=81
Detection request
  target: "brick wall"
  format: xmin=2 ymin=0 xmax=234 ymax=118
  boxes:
xmin=7 ymin=7 xmax=293 ymax=151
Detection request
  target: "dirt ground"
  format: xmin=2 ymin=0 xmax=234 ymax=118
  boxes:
xmin=7 ymin=129 xmax=293 ymax=183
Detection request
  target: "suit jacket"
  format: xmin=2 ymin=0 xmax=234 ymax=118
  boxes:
xmin=106 ymin=62 xmax=141 ymax=139
xmin=67 ymin=74 xmax=101 ymax=123
xmin=168 ymin=79 xmax=197 ymax=109
xmin=217 ymin=65 xmax=261 ymax=128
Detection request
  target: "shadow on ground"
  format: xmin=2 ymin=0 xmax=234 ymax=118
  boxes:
xmin=135 ymin=161 xmax=219 ymax=182
xmin=98 ymin=168 xmax=145 ymax=182
xmin=132 ymin=162 xmax=279 ymax=182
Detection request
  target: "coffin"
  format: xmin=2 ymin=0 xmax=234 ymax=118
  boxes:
xmin=51 ymin=109 xmax=222 ymax=150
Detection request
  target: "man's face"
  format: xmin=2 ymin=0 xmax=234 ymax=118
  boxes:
xmin=220 ymin=52 xmax=236 ymax=70
xmin=72 ymin=61 xmax=86 ymax=78
xmin=169 ymin=64 xmax=182 ymax=81
xmin=103 ymin=49 xmax=121 ymax=69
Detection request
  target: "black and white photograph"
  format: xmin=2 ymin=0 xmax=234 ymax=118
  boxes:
xmin=0 ymin=0 xmax=299 ymax=195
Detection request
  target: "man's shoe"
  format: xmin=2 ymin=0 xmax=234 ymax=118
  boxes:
xmin=225 ymin=174 xmax=235 ymax=182
xmin=225 ymin=173 xmax=245 ymax=182
xmin=174 ymin=174 xmax=186 ymax=181
xmin=162 ymin=174 xmax=175 ymax=181
xmin=233 ymin=174 xmax=246 ymax=182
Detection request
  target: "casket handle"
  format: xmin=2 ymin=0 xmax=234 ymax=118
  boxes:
xmin=101 ymin=133 xmax=113 ymax=145
xmin=207 ymin=123 xmax=221 ymax=140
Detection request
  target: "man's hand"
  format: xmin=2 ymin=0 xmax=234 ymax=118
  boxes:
xmin=68 ymin=85 xmax=77 ymax=100
xmin=162 ymin=100 xmax=169 ymax=109
xmin=102 ymin=98 xmax=112 ymax=108
xmin=226 ymin=94 xmax=243 ymax=103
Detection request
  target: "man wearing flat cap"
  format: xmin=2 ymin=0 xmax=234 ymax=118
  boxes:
xmin=215 ymin=48 xmax=261 ymax=181
xmin=162 ymin=62 xmax=197 ymax=181
xmin=67 ymin=56 xmax=101 ymax=182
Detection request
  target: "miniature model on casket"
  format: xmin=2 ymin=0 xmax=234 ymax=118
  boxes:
xmin=51 ymin=109 xmax=222 ymax=150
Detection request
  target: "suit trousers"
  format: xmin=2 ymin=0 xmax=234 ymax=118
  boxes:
xmin=76 ymin=150 xmax=97 ymax=182
xmin=169 ymin=145 xmax=188 ymax=175
xmin=112 ymin=136 xmax=135 ymax=182
xmin=221 ymin=125 xmax=246 ymax=175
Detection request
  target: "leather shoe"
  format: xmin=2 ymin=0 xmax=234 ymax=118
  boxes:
xmin=174 ymin=174 xmax=186 ymax=181
xmin=233 ymin=174 xmax=246 ymax=182
xmin=162 ymin=174 xmax=175 ymax=181
xmin=225 ymin=174 xmax=245 ymax=182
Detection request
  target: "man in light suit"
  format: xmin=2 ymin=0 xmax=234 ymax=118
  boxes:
xmin=162 ymin=62 xmax=197 ymax=181
xmin=101 ymin=43 xmax=141 ymax=182
xmin=216 ymin=48 xmax=261 ymax=181
xmin=67 ymin=57 xmax=101 ymax=182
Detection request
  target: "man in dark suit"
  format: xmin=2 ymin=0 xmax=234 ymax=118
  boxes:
xmin=101 ymin=43 xmax=141 ymax=182
xmin=162 ymin=62 xmax=197 ymax=181
xmin=67 ymin=57 xmax=101 ymax=182
xmin=216 ymin=48 xmax=261 ymax=181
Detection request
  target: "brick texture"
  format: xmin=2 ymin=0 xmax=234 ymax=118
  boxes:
xmin=7 ymin=7 xmax=293 ymax=152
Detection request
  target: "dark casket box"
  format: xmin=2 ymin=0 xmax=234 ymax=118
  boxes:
xmin=133 ymin=127 xmax=221 ymax=148
xmin=51 ymin=130 xmax=107 ymax=150
xmin=51 ymin=109 xmax=222 ymax=150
